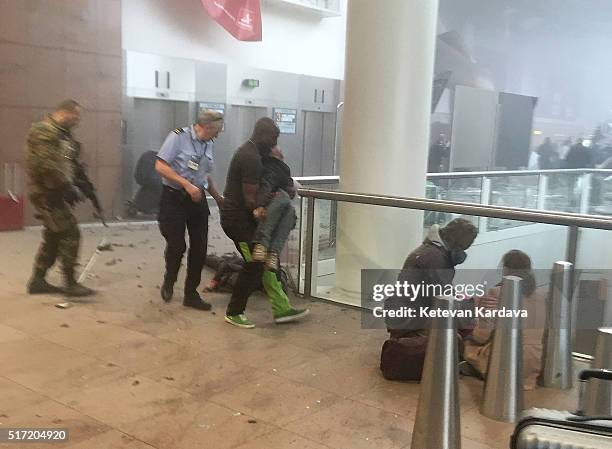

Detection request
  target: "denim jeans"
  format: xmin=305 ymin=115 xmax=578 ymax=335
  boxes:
xmin=253 ymin=190 xmax=297 ymax=253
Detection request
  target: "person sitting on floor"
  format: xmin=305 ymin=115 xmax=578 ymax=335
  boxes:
xmin=380 ymin=218 xmax=478 ymax=381
xmin=462 ymin=249 xmax=546 ymax=390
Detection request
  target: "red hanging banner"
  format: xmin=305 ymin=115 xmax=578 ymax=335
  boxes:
xmin=201 ymin=0 xmax=262 ymax=42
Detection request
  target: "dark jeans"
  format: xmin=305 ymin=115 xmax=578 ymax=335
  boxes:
xmin=253 ymin=190 xmax=297 ymax=253
xmin=221 ymin=217 xmax=291 ymax=317
xmin=158 ymin=186 xmax=209 ymax=295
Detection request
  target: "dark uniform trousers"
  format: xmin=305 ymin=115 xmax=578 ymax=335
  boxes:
xmin=158 ymin=186 xmax=210 ymax=294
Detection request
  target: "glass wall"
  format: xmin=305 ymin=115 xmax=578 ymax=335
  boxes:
xmin=298 ymin=193 xmax=611 ymax=359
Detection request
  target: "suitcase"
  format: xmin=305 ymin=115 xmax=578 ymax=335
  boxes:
xmin=511 ymin=369 xmax=612 ymax=448
xmin=0 ymin=194 xmax=24 ymax=231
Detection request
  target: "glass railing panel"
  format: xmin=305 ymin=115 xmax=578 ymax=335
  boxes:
xmin=298 ymin=189 xmax=612 ymax=362
xmin=487 ymin=175 xmax=538 ymax=231
xmin=308 ymin=200 xmax=572 ymax=309
xmin=590 ymin=172 xmax=612 ymax=216
xmin=282 ymin=183 xmax=339 ymax=294
xmin=573 ymin=227 xmax=612 ymax=356
xmin=425 ymin=176 xmax=483 ymax=230
xmin=544 ymin=172 xmax=583 ymax=213
xmin=489 ymin=175 xmax=539 ymax=209
xmin=279 ymin=196 xmax=302 ymax=294
xmin=427 ymin=176 xmax=483 ymax=204
xmin=308 ymin=200 xmax=421 ymax=302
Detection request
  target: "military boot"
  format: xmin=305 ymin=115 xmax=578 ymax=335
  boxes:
xmin=64 ymin=283 xmax=95 ymax=297
xmin=27 ymin=269 xmax=62 ymax=295
xmin=63 ymin=272 xmax=95 ymax=297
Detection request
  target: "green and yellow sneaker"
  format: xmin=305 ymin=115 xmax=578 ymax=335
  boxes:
xmin=224 ymin=314 xmax=255 ymax=329
xmin=273 ymin=308 xmax=310 ymax=324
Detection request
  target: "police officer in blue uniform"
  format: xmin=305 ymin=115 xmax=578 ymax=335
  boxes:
xmin=155 ymin=110 xmax=224 ymax=310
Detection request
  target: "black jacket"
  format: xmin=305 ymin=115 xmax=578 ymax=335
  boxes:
xmin=257 ymin=156 xmax=293 ymax=206
xmin=385 ymin=238 xmax=455 ymax=336
xmin=564 ymin=144 xmax=593 ymax=169
xmin=384 ymin=225 xmax=475 ymax=336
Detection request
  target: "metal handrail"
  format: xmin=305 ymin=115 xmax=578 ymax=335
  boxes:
xmin=294 ymin=176 xmax=340 ymax=185
xmin=427 ymin=168 xmax=612 ymax=179
xmin=294 ymin=168 xmax=612 ymax=184
xmin=297 ymin=188 xmax=612 ymax=230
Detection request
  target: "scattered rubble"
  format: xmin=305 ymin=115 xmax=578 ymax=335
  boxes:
xmin=97 ymin=242 xmax=113 ymax=252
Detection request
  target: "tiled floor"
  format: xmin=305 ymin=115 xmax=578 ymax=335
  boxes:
xmin=0 ymin=224 xmax=586 ymax=449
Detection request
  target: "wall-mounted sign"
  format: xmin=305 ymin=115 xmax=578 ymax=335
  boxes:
xmin=274 ymin=108 xmax=297 ymax=134
xmin=201 ymin=0 xmax=262 ymax=42
xmin=242 ymin=79 xmax=260 ymax=88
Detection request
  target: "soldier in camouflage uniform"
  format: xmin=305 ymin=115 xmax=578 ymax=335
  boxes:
xmin=25 ymin=100 xmax=96 ymax=297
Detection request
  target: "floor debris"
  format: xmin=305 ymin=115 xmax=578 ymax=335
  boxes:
xmin=97 ymin=242 xmax=113 ymax=251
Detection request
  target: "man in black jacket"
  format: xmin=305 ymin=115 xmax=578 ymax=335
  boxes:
xmin=564 ymin=140 xmax=593 ymax=169
xmin=380 ymin=218 xmax=478 ymax=381
xmin=220 ymin=118 xmax=308 ymax=329
xmin=385 ymin=218 xmax=478 ymax=336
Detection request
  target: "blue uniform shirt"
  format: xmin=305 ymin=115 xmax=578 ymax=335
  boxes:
xmin=157 ymin=126 xmax=214 ymax=191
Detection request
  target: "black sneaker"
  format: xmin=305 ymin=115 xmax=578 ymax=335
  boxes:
xmin=161 ymin=282 xmax=174 ymax=302
xmin=183 ymin=292 xmax=212 ymax=311
xmin=27 ymin=277 xmax=63 ymax=295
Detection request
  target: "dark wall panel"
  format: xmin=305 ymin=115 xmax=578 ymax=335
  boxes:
xmin=495 ymin=93 xmax=537 ymax=170
xmin=0 ymin=0 xmax=122 ymax=224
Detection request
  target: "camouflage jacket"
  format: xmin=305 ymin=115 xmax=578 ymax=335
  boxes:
xmin=25 ymin=116 xmax=99 ymax=207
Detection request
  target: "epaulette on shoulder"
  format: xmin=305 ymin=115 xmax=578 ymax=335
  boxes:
xmin=173 ymin=128 xmax=185 ymax=135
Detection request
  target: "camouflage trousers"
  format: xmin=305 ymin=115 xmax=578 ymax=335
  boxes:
xmin=30 ymin=194 xmax=80 ymax=279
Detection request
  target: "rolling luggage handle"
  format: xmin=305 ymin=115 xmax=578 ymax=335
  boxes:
xmin=511 ymin=370 xmax=612 ymax=448
xmin=574 ymin=369 xmax=612 ymax=419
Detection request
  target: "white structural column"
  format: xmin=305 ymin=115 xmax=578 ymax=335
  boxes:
xmin=334 ymin=0 xmax=439 ymax=301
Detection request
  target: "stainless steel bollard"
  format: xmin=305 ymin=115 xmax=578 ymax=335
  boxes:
xmin=584 ymin=328 xmax=612 ymax=415
xmin=411 ymin=296 xmax=460 ymax=449
xmin=481 ymin=276 xmax=524 ymax=422
xmin=540 ymin=261 xmax=574 ymax=389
